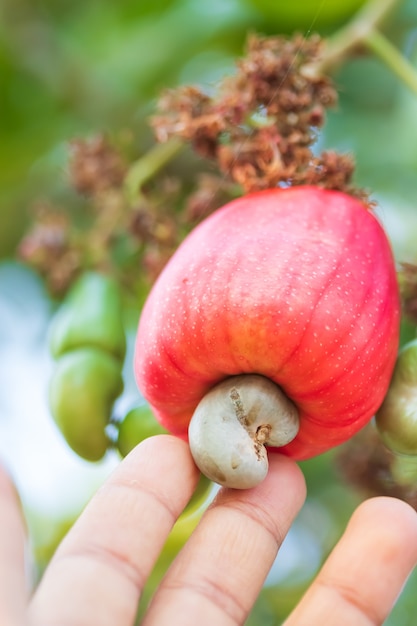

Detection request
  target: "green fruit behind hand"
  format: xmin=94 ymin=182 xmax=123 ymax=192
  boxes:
xmin=49 ymin=347 xmax=124 ymax=461
xmin=375 ymin=339 xmax=417 ymax=456
xmin=116 ymin=405 xmax=167 ymax=457
xmin=182 ymin=473 xmax=212 ymax=517
xmin=117 ymin=406 xmax=212 ymax=514
xmin=49 ymin=271 xmax=126 ymax=362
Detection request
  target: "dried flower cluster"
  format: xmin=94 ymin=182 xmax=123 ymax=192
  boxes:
xmin=69 ymin=135 xmax=127 ymax=196
xmin=19 ymin=33 xmax=370 ymax=296
xmin=398 ymin=262 xmax=417 ymax=324
xmin=19 ymin=137 xmax=115 ymax=294
xmin=17 ymin=204 xmax=81 ymax=295
xmin=336 ymin=425 xmax=417 ymax=510
xmin=18 ymin=136 xmax=186 ymax=295
xmin=152 ymin=34 xmax=360 ymax=195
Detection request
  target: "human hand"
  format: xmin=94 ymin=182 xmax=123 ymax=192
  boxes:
xmin=2 ymin=435 xmax=417 ymax=626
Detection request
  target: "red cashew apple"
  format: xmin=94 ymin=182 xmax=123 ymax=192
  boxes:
xmin=134 ymin=186 xmax=400 ymax=488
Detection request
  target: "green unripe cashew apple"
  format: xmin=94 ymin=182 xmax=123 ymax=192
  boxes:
xmin=116 ymin=406 xmax=212 ymax=514
xmin=49 ymin=271 xmax=126 ymax=363
xmin=48 ymin=271 xmax=126 ymax=461
xmin=116 ymin=405 xmax=167 ymax=458
xmin=134 ymin=186 xmax=400 ymax=488
xmin=49 ymin=347 xmax=124 ymax=461
xmin=375 ymin=339 xmax=417 ymax=456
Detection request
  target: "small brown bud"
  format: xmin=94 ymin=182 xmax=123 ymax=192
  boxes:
xmin=69 ymin=135 xmax=126 ymax=196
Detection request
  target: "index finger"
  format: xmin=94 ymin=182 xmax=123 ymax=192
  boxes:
xmin=143 ymin=453 xmax=306 ymax=625
xmin=28 ymin=435 xmax=200 ymax=626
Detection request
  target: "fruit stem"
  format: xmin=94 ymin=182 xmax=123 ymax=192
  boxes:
xmin=314 ymin=0 xmax=403 ymax=74
xmin=311 ymin=0 xmax=417 ymax=99
xmin=188 ymin=374 xmax=299 ymax=489
xmin=364 ymin=29 xmax=417 ymax=98
xmin=124 ymin=136 xmax=184 ymax=203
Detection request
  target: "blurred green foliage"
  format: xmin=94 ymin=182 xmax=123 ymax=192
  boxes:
xmin=0 ymin=0 xmax=250 ymax=254
xmin=1 ymin=0 xmax=417 ymax=624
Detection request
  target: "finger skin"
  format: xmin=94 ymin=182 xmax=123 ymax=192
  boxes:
xmin=284 ymin=496 xmax=417 ymax=626
xmin=29 ymin=436 xmax=199 ymax=626
xmin=142 ymin=454 xmax=306 ymax=626
xmin=0 ymin=465 xmax=28 ymax=626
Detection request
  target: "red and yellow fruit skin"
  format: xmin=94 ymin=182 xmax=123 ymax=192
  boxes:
xmin=134 ymin=186 xmax=400 ymax=460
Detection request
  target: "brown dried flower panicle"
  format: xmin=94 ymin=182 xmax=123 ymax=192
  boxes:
xmin=17 ymin=204 xmax=81 ymax=295
xmin=336 ymin=424 xmax=417 ymax=511
xmin=69 ymin=135 xmax=127 ymax=197
xmin=399 ymin=262 xmax=417 ymax=324
xmin=152 ymin=33 xmax=361 ymax=196
xmin=18 ymin=33 xmax=370 ymax=297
